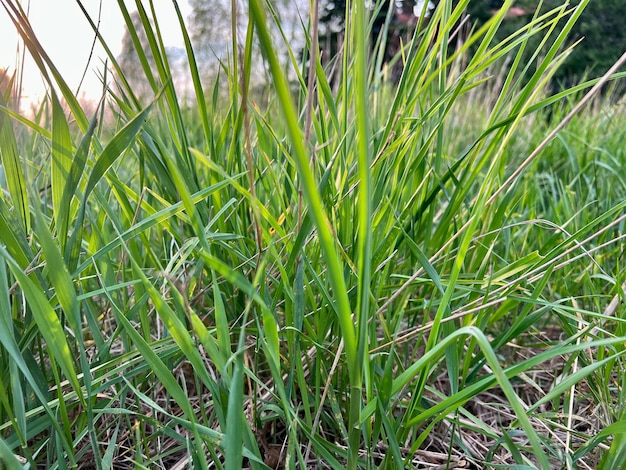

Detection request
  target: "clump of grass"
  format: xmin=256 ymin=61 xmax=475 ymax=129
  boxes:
xmin=1 ymin=0 xmax=626 ymax=468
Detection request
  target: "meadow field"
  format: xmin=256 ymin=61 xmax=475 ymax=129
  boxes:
xmin=1 ymin=0 xmax=626 ymax=468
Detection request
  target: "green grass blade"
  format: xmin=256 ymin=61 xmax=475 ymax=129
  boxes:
xmin=58 ymin=111 xmax=98 ymax=255
xmin=0 ymin=93 xmax=29 ymax=231
xmin=83 ymin=101 xmax=155 ymax=200
xmin=0 ymin=436 xmax=24 ymax=470
xmin=50 ymin=90 xmax=74 ymax=233
xmin=0 ymin=246 xmax=82 ymax=416
xmin=248 ymin=0 xmax=356 ymax=379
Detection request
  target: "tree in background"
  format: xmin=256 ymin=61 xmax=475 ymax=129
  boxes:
xmin=547 ymin=0 xmax=625 ymax=86
xmin=318 ymin=0 xmax=433 ymax=80
xmin=187 ymin=0 xmax=233 ymax=67
xmin=116 ymin=9 xmax=194 ymax=100
xmin=187 ymin=0 xmax=307 ymax=87
xmin=117 ymin=10 xmax=157 ymax=98
xmin=319 ymin=0 xmax=625 ymax=88
xmin=442 ymin=0 xmax=626 ymax=87
xmin=118 ymin=1 xmax=624 ymax=94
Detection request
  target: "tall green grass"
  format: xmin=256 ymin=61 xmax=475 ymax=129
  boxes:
xmin=1 ymin=0 xmax=626 ymax=468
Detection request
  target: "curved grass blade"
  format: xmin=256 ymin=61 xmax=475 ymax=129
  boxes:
xmin=0 ymin=246 xmax=81 ymax=395
xmin=58 ymin=109 xmax=99 ymax=254
xmin=0 ymin=93 xmax=29 ymax=231
xmin=0 ymin=436 xmax=24 ymax=470
xmin=50 ymin=90 xmax=74 ymax=234
xmin=114 ymin=310 xmax=211 ymax=468
xmin=83 ymin=101 xmax=156 ymax=200
xmin=0 ymin=260 xmax=77 ymax=464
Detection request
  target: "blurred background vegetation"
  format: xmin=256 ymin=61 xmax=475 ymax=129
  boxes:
xmin=316 ymin=0 xmax=626 ymax=87
xmin=464 ymin=0 xmax=626 ymax=87
xmin=119 ymin=0 xmax=623 ymax=94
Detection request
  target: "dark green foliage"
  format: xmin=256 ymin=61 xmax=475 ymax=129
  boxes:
xmin=318 ymin=0 xmax=348 ymax=63
xmin=459 ymin=0 xmax=626 ymax=86
xmin=321 ymin=0 xmax=625 ymax=87
xmin=551 ymin=0 xmax=626 ymax=85
xmin=318 ymin=0 xmax=418 ymax=67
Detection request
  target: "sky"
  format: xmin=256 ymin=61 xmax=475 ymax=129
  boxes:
xmin=0 ymin=0 xmax=192 ymax=105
